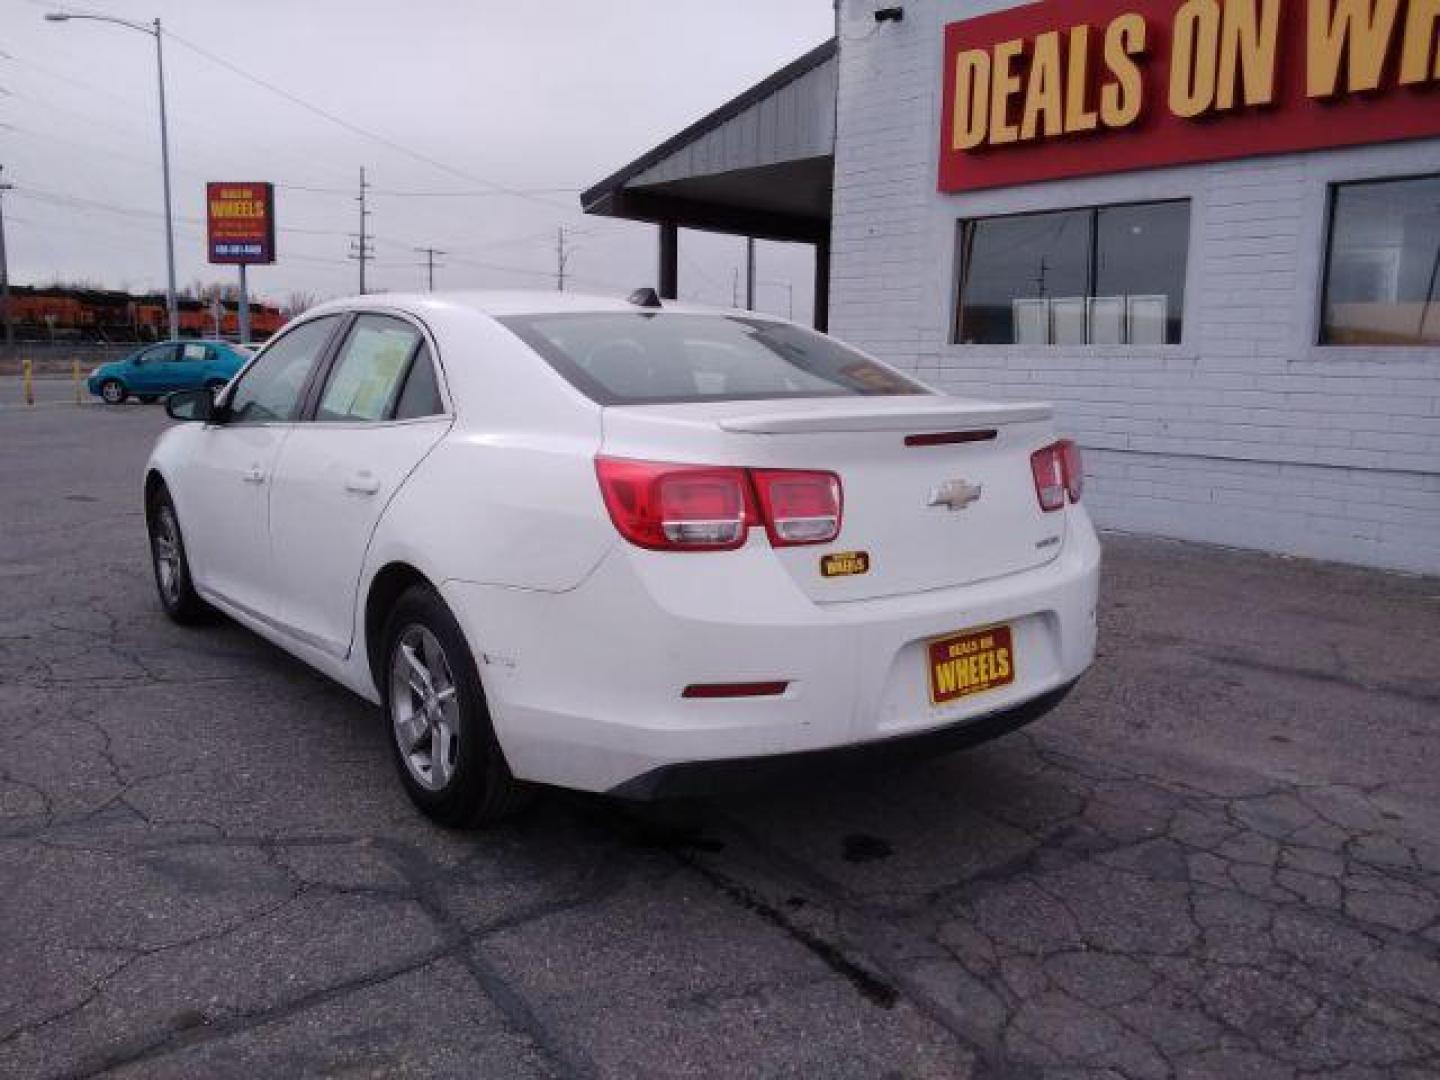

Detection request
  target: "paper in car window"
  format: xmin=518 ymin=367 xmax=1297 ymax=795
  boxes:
xmin=183 ymin=343 xmax=208 ymax=360
xmin=324 ymin=328 xmax=414 ymax=420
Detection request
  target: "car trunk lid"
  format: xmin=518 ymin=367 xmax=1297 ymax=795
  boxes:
xmin=600 ymin=396 xmax=1068 ymax=603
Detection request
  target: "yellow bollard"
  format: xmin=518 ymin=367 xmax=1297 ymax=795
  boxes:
xmin=74 ymin=359 xmax=82 ymax=405
xmin=22 ymin=358 xmax=34 ymax=407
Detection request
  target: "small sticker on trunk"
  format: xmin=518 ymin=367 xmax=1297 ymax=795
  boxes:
xmin=821 ymin=551 xmax=870 ymax=578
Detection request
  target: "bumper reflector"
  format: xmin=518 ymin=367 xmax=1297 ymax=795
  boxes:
xmin=682 ymin=681 xmax=789 ymax=699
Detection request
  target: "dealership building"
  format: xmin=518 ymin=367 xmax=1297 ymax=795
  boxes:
xmin=584 ymin=0 xmax=1440 ymax=574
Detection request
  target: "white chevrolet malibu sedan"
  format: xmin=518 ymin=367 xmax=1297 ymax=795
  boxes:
xmin=146 ymin=290 xmax=1099 ymax=826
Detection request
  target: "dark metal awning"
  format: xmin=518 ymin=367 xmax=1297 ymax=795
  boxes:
xmin=581 ymin=39 xmax=836 ymax=246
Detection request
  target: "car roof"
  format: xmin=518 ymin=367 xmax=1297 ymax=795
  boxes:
xmin=304 ymin=290 xmax=760 ymax=321
xmin=141 ymin=339 xmax=235 ymax=347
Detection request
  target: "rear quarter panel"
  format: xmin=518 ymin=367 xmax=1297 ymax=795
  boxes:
xmin=364 ymin=429 xmax=613 ymax=594
xmin=355 ymin=304 xmax=615 ymax=635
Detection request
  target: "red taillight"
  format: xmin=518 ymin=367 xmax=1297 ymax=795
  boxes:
xmin=595 ymin=458 xmax=843 ymax=551
xmin=1060 ymin=440 xmax=1083 ymax=503
xmin=751 ymin=469 xmax=842 ymax=547
xmin=1030 ymin=439 xmax=1082 ymax=512
xmin=595 ymin=458 xmax=755 ymax=551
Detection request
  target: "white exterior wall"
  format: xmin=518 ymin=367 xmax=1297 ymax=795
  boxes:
xmin=831 ymin=0 xmax=1440 ymax=575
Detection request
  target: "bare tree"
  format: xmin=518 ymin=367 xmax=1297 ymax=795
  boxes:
xmin=282 ymin=290 xmax=319 ymax=319
xmin=184 ymin=279 xmax=242 ymax=303
xmin=42 ymin=276 xmax=106 ymax=291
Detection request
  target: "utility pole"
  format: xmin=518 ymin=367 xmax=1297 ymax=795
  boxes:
xmin=0 ymin=165 xmax=12 ymax=352
xmin=745 ymin=236 xmax=756 ymax=311
xmin=349 ymin=167 xmax=373 ymax=294
xmin=772 ymin=281 xmax=794 ymax=320
xmin=415 ymin=246 xmax=445 ymax=292
xmin=732 ymin=268 xmax=740 ymax=308
xmin=555 ymin=227 xmax=571 ymax=292
xmin=1033 ymin=256 xmax=1050 ymax=298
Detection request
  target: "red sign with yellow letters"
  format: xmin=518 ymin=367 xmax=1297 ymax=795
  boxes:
xmin=928 ymin=624 xmax=1016 ymax=706
xmin=939 ymin=0 xmax=1440 ymax=193
xmin=206 ymin=182 xmax=276 ymax=264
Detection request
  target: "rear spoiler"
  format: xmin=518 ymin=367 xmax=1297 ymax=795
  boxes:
xmin=716 ymin=400 xmax=1053 ymax=435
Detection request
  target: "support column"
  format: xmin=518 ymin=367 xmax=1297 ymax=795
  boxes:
xmin=745 ymin=237 xmax=756 ymax=311
xmin=658 ymin=222 xmax=678 ymax=300
xmin=814 ymin=237 xmax=830 ymax=333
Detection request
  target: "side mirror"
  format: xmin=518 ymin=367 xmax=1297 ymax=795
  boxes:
xmin=165 ymin=388 xmax=215 ymax=423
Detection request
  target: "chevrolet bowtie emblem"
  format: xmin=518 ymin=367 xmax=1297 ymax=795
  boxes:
xmin=927 ymin=478 xmax=984 ymax=511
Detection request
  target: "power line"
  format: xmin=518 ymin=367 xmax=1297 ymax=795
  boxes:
xmin=11 ymin=183 xmax=346 ymax=238
xmin=6 ymin=33 xmax=590 ymax=209
xmin=162 ymin=29 xmax=582 ymax=216
xmin=273 ymin=182 xmax=582 ymax=199
xmin=11 ymin=184 xmax=603 ymax=278
xmin=3 ymin=51 xmax=351 ymax=190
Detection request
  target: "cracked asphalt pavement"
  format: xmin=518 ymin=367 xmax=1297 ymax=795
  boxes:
xmin=2 ymin=393 xmax=1439 ymax=1079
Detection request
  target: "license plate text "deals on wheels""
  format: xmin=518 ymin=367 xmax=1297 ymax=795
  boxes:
xmin=928 ymin=625 xmax=1015 ymax=706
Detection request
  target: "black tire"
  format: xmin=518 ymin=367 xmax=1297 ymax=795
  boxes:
xmin=381 ymin=585 xmax=532 ymax=828
xmin=138 ymin=395 xmax=159 ymax=404
xmin=146 ymin=486 xmax=211 ymax=625
xmin=100 ymin=379 xmax=127 ymax=405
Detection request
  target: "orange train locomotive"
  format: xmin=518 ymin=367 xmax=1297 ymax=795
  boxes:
xmin=6 ymin=286 xmax=284 ymax=343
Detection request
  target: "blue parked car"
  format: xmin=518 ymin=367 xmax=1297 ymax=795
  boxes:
xmin=88 ymin=340 xmax=250 ymax=405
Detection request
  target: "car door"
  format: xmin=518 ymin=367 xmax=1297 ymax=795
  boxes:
xmin=172 ymin=341 xmax=212 ymax=390
xmin=202 ymin=345 xmax=243 ymax=389
xmin=130 ymin=343 xmax=179 ymax=392
xmin=267 ymin=313 xmax=452 ymax=659
xmin=177 ymin=315 xmax=344 ymax=619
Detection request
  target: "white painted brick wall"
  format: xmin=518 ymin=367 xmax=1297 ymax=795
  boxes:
xmin=832 ymin=0 xmax=1440 ymax=575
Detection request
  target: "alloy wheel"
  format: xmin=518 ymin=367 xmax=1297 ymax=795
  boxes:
xmin=151 ymin=507 xmax=182 ymax=607
xmin=389 ymin=625 xmax=461 ymax=792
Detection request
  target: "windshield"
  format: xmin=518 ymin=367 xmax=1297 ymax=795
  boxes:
xmin=499 ymin=313 xmax=932 ymax=406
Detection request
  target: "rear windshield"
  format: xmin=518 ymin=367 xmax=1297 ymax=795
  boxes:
xmin=499 ymin=312 xmax=931 ymax=406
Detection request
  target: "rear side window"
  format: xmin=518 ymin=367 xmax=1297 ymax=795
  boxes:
xmin=138 ymin=344 xmax=180 ymax=364
xmin=229 ymin=316 xmax=339 ymax=423
xmin=316 ymin=315 xmax=426 ymax=423
xmin=393 ymin=343 xmax=444 ymax=419
xmin=499 ymin=313 xmax=930 ymax=406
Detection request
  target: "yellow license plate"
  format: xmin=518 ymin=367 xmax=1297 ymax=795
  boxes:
xmin=928 ymin=625 xmax=1015 ymax=706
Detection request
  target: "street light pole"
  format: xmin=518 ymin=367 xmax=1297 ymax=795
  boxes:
xmin=45 ymin=11 xmax=179 ymax=342
xmin=153 ymin=18 xmax=178 ymax=342
xmin=0 ymin=166 xmax=13 ymax=353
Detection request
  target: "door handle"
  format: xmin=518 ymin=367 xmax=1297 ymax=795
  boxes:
xmin=345 ymin=471 xmax=381 ymax=495
xmin=242 ymin=466 xmax=266 ymax=485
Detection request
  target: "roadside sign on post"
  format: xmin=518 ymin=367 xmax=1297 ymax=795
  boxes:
xmin=206 ymin=182 xmax=275 ymax=343
xmin=206 ymin=183 xmax=275 ymax=264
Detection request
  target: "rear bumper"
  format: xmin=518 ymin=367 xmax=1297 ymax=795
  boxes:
xmin=442 ymin=507 xmax=1100 ymax=794
xmin=608 ymin=679 xmax=1078 ymax=800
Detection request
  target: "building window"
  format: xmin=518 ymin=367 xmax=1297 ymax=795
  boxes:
xmin=955 ymin=200 xmax=1190 ymax=346
xmin=1321 ymin=175 xmax=1440 ymax=347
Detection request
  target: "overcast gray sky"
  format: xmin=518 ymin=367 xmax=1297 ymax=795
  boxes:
xmin=1 ymin=0 xmax=833 ymax=320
